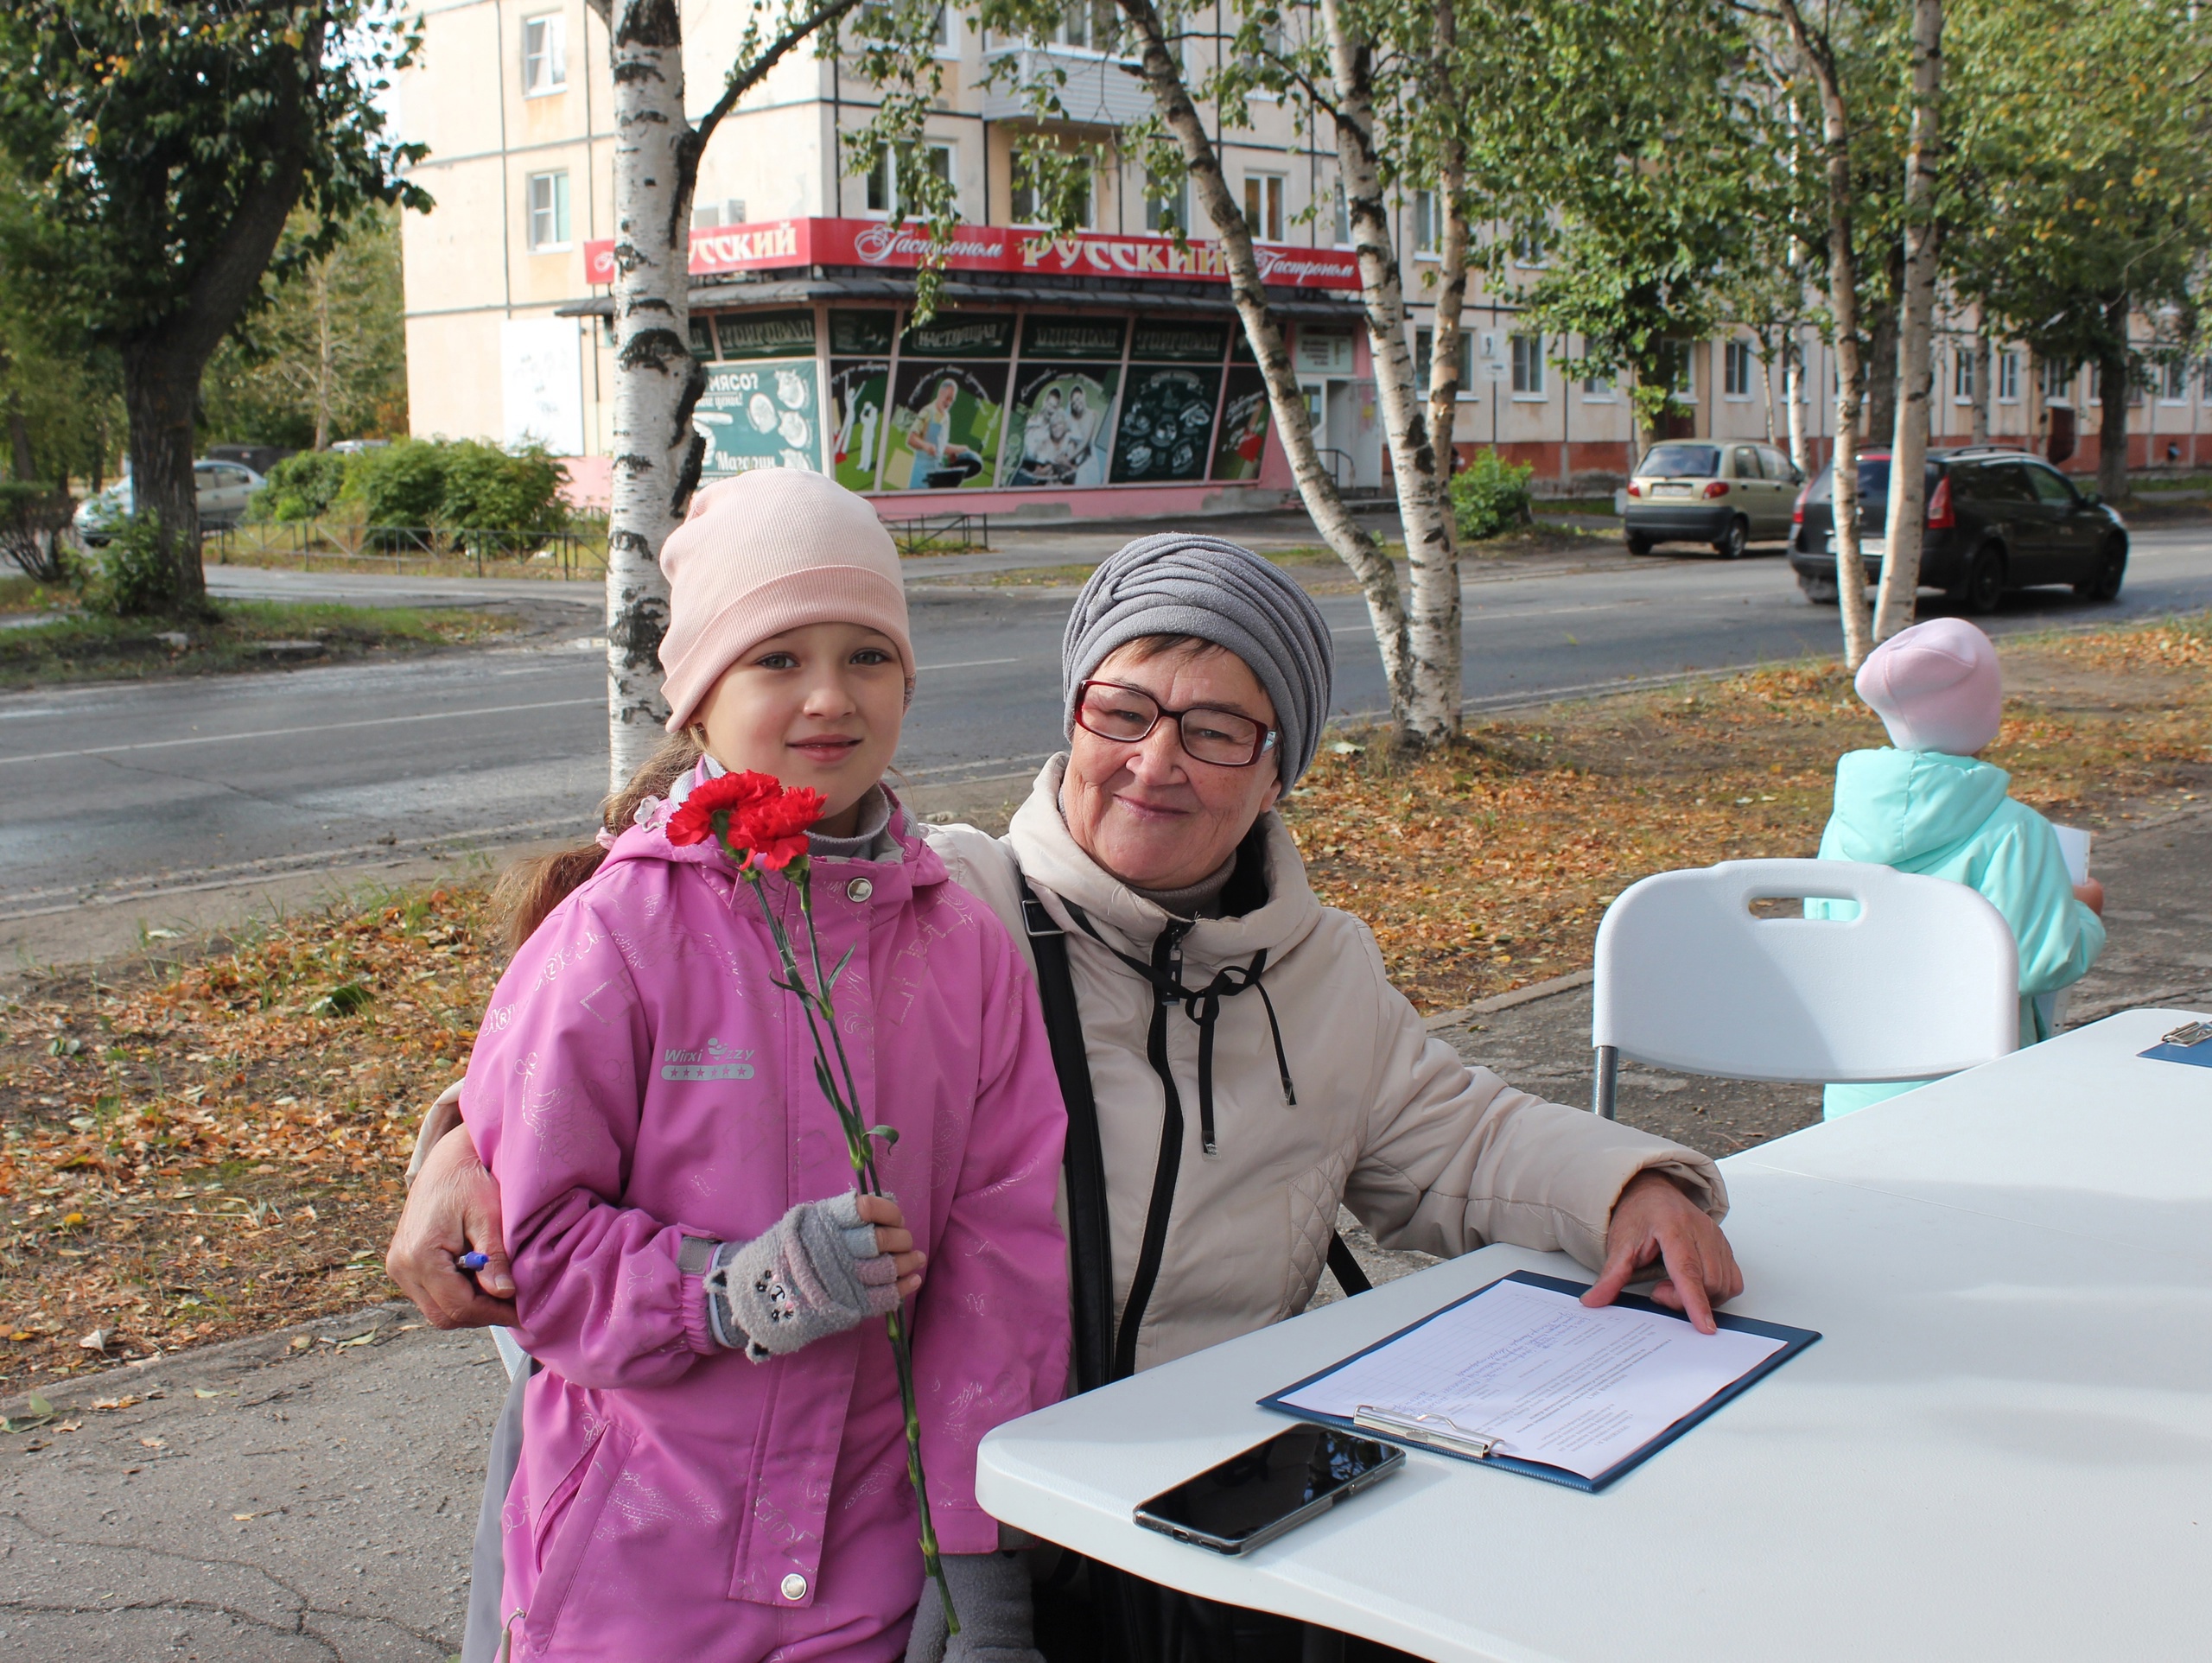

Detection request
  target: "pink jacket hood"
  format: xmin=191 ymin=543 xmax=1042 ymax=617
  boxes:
xmin=463 ymin=773 xmax=1069 ymax=1661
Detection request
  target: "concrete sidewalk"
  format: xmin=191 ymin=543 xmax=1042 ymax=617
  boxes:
xmin=4 ymin=806 xmax=2202 ymax=1661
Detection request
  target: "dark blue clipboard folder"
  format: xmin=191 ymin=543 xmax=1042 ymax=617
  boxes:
xmin=1258 ymin=1270 xmax=1821 ymax=1493
xmin=2139 ymin=1043 xmax=2212 ymax=1070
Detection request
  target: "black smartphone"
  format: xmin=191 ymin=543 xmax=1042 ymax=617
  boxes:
xmin=1133 ymin=1423 xmax=1405 ymax=1556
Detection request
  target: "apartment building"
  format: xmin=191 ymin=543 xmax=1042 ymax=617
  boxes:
xmin=396 ymin=1 xmax=2212 ymax=517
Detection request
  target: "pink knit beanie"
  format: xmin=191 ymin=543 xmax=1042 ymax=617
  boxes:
xmin=657 ymin=470 xmax=911 ymax=732
xmin=1855 ymin=618 xmax=2002 ymax=755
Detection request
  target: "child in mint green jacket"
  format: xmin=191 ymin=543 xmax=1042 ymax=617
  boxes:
xmin=1814 ymin=618 xmax=2106 ymax=1118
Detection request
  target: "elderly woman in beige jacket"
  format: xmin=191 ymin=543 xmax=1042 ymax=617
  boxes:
xmin=391 ymin=531 xmax=1738 ymax=1661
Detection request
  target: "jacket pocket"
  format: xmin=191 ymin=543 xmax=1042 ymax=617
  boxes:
xmin=523 ymin=1417 xmax=636 ymax=1656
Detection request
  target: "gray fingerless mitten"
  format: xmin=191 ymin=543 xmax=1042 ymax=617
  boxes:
xmin=704 ymin=1191 xmax=900 ymax=1362
xmin=903 ymin=1552 xmax=1041 ymax=1663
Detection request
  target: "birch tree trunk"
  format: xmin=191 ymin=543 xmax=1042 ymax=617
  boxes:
xmin=1779 ymin=0 xmax=1873 ymax=668
xmin=602 ymin=0 xmax=704 ymax=787
xmin=1322 ymin=0 xmax=1459 ymax=740
xmin=1115 ymin=0 xmax=1414 ymax=721
xmin=1422 ymin=0 xmax=1471 ymax=514
xmin=1873 ymin=0 xmax=1943 ymax=644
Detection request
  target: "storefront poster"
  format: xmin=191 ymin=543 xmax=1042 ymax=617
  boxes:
xmin=1020 ymin=314 xmax=1128 ymax=361
xmin=829 ymin=359 xmax=890 ymax=491
xmin=1110 ymin=365 xmax=1221 ymax=484
xmin=1210 ymin=365 xmax=1272 ymax=481
xmin=830 ymin=310 xmax=896 ymax=354
xmin=1130 ymin=320 xmax=1229 ymax=364
xmin=694 ymin=358 xmax=822 ymax=476
xmin=900 ymin=313 xmax=1015 ymax=359
xmin=1001 ymin=364 xmax=1120 ymax=487
xmin=884 ymin=361 xmax=1008 ymax=490
xmin=715 ymin=308 xmax=817 ymax=360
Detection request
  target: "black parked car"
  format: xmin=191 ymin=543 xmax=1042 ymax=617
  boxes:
xmin=1789 ymin=446 xmax=2128 ymax=612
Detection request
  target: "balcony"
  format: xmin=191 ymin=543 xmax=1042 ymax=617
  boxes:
xmin=978 ymin=44 xmax=1154 ymax=128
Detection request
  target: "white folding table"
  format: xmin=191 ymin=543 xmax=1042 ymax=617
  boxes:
xmin=976 ymin=1008 xmax=2212 ymax=1662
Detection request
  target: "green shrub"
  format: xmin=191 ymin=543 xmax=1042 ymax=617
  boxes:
xmin=351 ymin=438 xmax=452 ymax=527
xmin=0 ymin=482 xmax=75 ymax=583
xmin=436 ymin=441 xmax=570 ymax=543
xmin=250 ymin=452 xmax=355 ymax=523
xmin=1449 ymin=448 xmax=1535 ymax=542
xmin=83 ymin=512 xmax=178 ymax=616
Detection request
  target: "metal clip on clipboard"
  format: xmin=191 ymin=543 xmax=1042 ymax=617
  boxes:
xmin=1353 ymin=1406 xmax=1510 ymax=1461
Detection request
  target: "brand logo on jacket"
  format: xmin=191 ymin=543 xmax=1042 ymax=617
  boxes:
xmin=661 ymin=1037 xmax=756 ymax=1081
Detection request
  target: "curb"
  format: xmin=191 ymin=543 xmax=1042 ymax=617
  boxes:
xmin=2 ymin=1299 xmax=423 ymax=1420
xmin=1422 ymin=968 xmax=1594 ymax=1032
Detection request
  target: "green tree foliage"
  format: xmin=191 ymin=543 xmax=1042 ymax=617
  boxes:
xmin=1472 ymin=0 xmax=1795 ymax=450
xmin=0 ymin=1 xmax=427 ymax=613
xmin=82 ymin=511 xmax=176 ymax=616
xmin=252 ymin=438 xmax=570 ymax=537
xmin=1945 ymin=0 xmax=2212 ymax=498
xmin=203 ymin=204 xmax=408 ymax=451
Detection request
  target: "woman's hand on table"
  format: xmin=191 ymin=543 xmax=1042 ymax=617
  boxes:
xmin=1582 ymin=1171 xmax=1743 ymax=1335
xmin=385 ymin=1125 xmax=518 ymax=1328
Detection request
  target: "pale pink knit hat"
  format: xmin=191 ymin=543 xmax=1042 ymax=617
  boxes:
xmin=1855 ymin=618 xmax=2002 ymax=755
xmin=657 ymin=470 xmax=911 ymax=732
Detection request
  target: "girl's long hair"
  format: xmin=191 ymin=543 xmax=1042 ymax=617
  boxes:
xmin=491 ymin=730 xmax=704 ymax=953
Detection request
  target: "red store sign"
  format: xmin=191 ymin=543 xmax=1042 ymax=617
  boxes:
xmin=582 ymin=217 xmax=1360 ymax=291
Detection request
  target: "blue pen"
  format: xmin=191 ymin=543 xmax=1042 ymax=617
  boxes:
xmin=457 ymin=1252 xmax=490 ymax=1272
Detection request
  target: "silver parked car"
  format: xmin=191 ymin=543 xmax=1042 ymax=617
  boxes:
xmin=1623 ymin=441 xmax=1804 ymax=559
xmin=74 ymin=459 xmax=267 ymax=545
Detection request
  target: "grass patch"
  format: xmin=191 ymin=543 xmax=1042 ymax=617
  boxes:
xmin=0 ymin=578 xmax=74 ymax=618
xmin=0 ymin=883 xmax=499 ymax=1390
xmin=1285 ymin=611 xmax=2212 ymax=1013
xmin=0 ymin=599 xmax=517 ymax=689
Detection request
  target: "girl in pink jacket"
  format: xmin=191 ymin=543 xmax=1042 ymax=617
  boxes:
xmin=461 ymin=470 xmax=1070 ymax=1662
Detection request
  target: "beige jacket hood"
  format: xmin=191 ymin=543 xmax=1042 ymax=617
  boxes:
xmin=928 ymin=757 xmax=1726 ymax=1374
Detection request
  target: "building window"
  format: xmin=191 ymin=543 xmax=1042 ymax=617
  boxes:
xmin=527 ymin=170 xmax=571 ymax=250
xmin=2041 ymin=359 xmax=2072 ymax=403
xmin=1723 ymin=340 xmax=1754 ymax=399
xmin=1413 ymin=190 xmax=1439 ymax=257
xmin=1413 ymin=327 xmax=1475 ymax=396
xmin=1048 ymin=0 xmax=1117 ymax=52
xmin=868 ymin=141 xmax=955 ymax=219
xmin=1510 ymin=333 xmax=1546 ymax=397
xmin=1243 ymin=173 xmax=1285 ymax=242
xmin=522 ymin=13 xmax=567 ymax=96
xmin=2160 ymin=359 xmax=2189 ymax=402
xmin=1011 ymin=152 xmax=1088 ymax=226
xmin=1582 ymin=372 xmax=1616 ymax=401
xmin=691 ymin=197 xmax=747 ymax=231
xmin=1144 ymin=168 xmax=1185 ymax=235
xmin=1664 ymin=338 xmax=1695 ymax=400
xmin=1511 ymin=229 xmax=1546 ymax=268
xmin=1953 ymin=347 xmax=1976 ymax=402
xmin=1998 ymin=350 xmax=2020 ymax=403
xmin=1332 ymin=181 xmax=1351 ymax=247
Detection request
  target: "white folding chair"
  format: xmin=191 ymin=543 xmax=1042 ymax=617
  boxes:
xmin=1591 ymin=858 xmax=2019 ymax=1118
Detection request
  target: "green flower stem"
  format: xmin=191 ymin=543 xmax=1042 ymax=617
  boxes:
xmin=739 ymin=854 xmax=959 ymax=1636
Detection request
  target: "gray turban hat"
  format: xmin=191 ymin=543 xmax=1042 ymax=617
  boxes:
xmin=1062 ymin=532 xmax=1335 ymax=785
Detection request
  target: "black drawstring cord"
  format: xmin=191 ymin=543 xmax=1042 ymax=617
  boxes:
xmin=1063 ymin=902 xmax=1296 ymax=1157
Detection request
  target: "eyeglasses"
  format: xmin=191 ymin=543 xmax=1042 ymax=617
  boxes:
xmin=1073 ymin=680 xmax=1279 ymax=768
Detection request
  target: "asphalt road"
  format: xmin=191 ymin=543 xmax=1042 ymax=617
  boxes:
xmin=4 ymin=527 xmax=2209 ymax=954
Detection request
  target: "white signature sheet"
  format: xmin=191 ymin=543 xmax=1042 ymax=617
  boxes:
xmin=1277 ymin=1279 xmax=1785 ymax=1481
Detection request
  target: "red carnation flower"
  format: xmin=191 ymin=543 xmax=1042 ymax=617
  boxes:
xmin=666 ymin=770 xmax=825 ymax=873
xmin=665 ymin=770 xmax=775 ymax=849
xmin=731 ymin=786 xmax=827 ymax=871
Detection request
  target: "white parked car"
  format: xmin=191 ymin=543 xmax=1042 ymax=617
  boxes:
xmin=74 ymin=460 xmax=267 ymax=544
